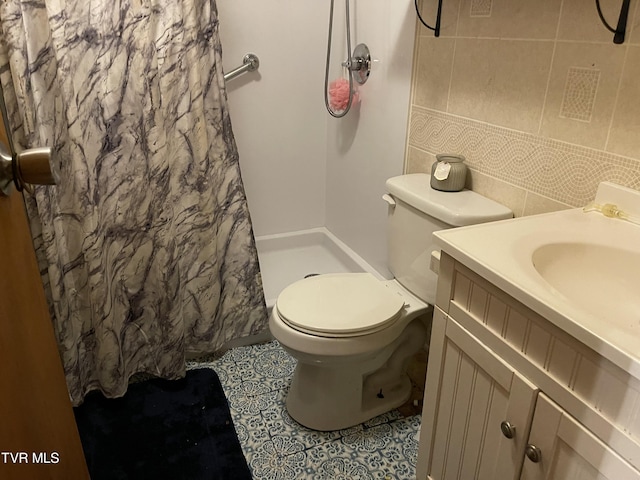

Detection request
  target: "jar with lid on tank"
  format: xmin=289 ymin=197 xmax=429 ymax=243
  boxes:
xmin=430 ymin=154 xmax=467 ymax=192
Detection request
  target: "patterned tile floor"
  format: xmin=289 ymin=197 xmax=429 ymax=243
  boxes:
xmin=187 ymin=340 xmax=421 ymax=479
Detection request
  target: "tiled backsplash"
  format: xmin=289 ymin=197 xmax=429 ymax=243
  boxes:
xmin=406 ymin=0 xmax=640 ymax=216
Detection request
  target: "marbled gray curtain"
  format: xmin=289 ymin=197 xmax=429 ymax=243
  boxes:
xmin=0 ymin=0 xmax=267 ymax=405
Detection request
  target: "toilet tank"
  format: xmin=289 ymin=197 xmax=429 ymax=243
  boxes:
xmin=385 ymin=173 xmax=512 ymax=305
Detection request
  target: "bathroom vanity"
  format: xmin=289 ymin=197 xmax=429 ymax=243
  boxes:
xmin=416 ymin=182 xmax=640 ymax=480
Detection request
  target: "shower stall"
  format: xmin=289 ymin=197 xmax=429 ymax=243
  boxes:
xmin=217 ymin=0 xmax=417 ymax=305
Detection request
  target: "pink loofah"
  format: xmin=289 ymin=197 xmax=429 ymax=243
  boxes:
xmin=329 ymin=77 xmax=359 ymax=111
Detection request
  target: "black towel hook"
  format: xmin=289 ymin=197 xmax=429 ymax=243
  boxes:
xmin=415 ymin=0 xmax=443 ymax=37
xmin=595 ymin=0 xmax=631 ymax=44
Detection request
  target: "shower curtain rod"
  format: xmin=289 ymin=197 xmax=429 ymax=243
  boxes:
xmin=224 ymin=53 xmax=260 ymax=82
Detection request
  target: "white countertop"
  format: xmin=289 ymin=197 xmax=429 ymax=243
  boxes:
xmin=434 ymin=205 xmax=640 ymax=380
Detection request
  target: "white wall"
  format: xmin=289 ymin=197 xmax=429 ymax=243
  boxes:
xmin=217 ymin=0 xmax=328 ymax=236
xmin=218 ymin=0 xmax=416 ymax=275
xmin=325 ymin=0 xmax=416 ymax=277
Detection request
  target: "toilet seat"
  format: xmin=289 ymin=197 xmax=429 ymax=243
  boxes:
xmin=275 ymin=273 xmax=405 ymax=338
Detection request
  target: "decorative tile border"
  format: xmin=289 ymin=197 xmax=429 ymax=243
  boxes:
xmin=409 ymin=107 xmax=640 ymax=207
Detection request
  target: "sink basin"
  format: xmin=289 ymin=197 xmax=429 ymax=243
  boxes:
xmin=434 ymin=181 xmax=640 ymax=374
xmin=532 ymin=243 xmax=640 ymax=334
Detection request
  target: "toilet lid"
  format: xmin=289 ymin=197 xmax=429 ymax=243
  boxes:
xmin=276 ymin=273 xmax=405 ymax=337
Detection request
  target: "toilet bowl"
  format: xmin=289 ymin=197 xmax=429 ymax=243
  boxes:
xmin=270 ymin=173 xmax=513 ymax=431
xmin=270 ymin=273 xmax=429 ymax=431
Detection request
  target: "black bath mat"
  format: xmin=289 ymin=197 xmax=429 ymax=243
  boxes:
xmin=74 ymin=368 xmax=251 ymax=480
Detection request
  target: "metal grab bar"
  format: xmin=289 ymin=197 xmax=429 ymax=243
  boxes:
xmin=224 ymin=53 xmax=260 ymax=82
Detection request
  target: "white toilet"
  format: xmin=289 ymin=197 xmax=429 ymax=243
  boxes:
xmin=269 ymin=173 xmax=512 ymax=431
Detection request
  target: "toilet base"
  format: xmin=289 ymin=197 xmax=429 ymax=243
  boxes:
xmin=285 ymin=318 xmax=426 ymax=431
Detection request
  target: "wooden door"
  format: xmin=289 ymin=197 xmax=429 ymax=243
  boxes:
xmin=418 ymin=308 xmax=538 ymax=480
xmin=0 ymin=122 xmax=89 ymax=478
xmin=521 ymin=393 xmax=640 ymax=480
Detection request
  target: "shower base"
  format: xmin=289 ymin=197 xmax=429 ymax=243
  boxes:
xmin=255 ymin=227 xmax=381 ymax=311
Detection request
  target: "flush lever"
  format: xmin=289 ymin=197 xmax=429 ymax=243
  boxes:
xmin=382 ymin=194 xmax=396 ymax=207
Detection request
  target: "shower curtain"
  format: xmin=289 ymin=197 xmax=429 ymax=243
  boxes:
xmin=0 ymin=0 xmax=268 ymax=405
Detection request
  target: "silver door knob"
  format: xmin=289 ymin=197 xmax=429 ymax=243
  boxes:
xmin=525 ymin=444 xmax=542 ymax=463
xmin=500 ymin=420 xmax=516 ymax=439
xmin=0 ymin=142 xmax=55 ymax=195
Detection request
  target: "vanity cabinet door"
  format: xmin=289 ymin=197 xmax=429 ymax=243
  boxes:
xmin=419 ymin=309 xmax=538 ymax=480
xmin=521 ymin=393 xmax=640 ymax=480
